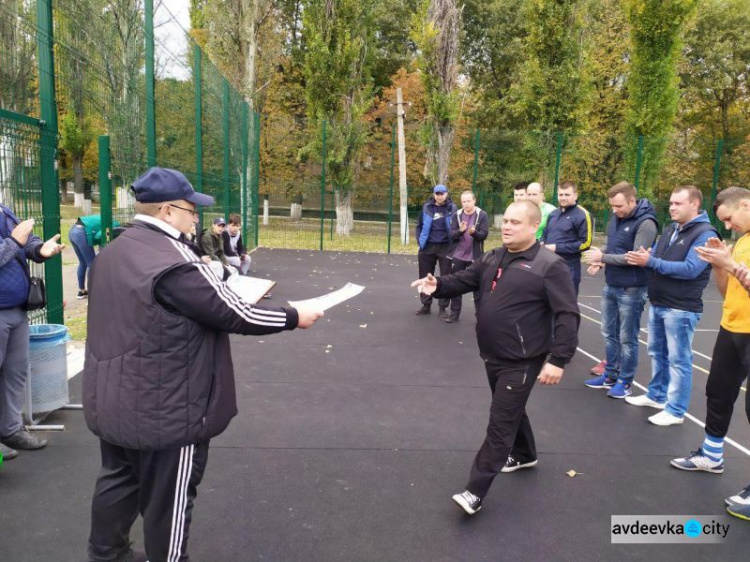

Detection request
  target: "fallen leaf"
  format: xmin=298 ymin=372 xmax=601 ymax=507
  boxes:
xmin=566 ymin=470 xmax=584 ymax=478
xmin=359 ymin=324 xmax=367 ymax=328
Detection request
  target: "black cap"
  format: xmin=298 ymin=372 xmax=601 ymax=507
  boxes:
xmin=131 ymin=167 xmax=214 ymax=206
xmin=213 ymin=217 xmax=226 ymax=226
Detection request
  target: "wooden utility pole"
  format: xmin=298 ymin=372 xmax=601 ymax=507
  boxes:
xmin=396 ymin=88 xmax=409 ymax=245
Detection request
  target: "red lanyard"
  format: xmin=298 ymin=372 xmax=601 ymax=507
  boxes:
xmin=491 ymin=267 xmax=503 ymax=292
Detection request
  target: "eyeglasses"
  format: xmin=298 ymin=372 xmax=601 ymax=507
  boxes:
xmin=168 ymin=203 xmax=199 ymax=218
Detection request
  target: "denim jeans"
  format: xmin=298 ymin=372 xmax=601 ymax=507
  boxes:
xmin=645 ymin=306 xmax=700 ymax=417
xmin=601 ymin=284 xmax=648 ymax=384
xmin=69 ymin=224 xmax=96 ymax=291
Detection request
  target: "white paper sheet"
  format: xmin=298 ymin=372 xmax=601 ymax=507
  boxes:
xmin=226 ymin=275 xmax=276 ymax=304
xmin=288 ymin=283 xmax=365 ymax=311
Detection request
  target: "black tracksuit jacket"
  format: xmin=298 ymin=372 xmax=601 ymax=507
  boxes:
xmin=433 ymin=242 xmax=580 ymax=367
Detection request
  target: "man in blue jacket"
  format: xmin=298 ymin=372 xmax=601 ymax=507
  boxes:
xmin=541 ymin=179 xmax=592 ymax=295
xmin=0 ymin=205 xmax=65 ymax=461
xmin=415 ymin=184 xmax=456 ymax=316
xmin=624 ymin=186 xmax=718 ymax=426
xmin=583 ymin=181 xmax=658 ymax=399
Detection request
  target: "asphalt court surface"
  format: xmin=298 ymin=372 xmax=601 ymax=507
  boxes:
xmin=1 ymin=247 xmax=748 ymax=561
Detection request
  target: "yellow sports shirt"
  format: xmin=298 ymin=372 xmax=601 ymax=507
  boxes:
xmin=722 ymin=233 xmax=750 ymax=333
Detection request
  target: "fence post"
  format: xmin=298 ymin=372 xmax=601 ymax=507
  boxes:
xmin=634 ymin=135 xmax=644 ymax=190
xmin=194 ymin=46 xmax=204 ymax=227
xmin=388 ymin=126 xmax=396 ymax=254
xmin=711 ymin=138 xmax=724 ymax=211
xmin=319 ymin=120 xmax=327 ymax=251
xmin=553 ymin=131 xmax=563 ymax=201
xmin=99 ymin=136 xmax=112 ymax=247
xmin=36 ymin=0 xmax=62 ymax=324
xmin=222 ymin=79 xmax=230 ymax=220
xmin=145 ymin=0 xmax=156 ymax=166
xmin=242 ymin=102 xmax=250 ymax=245
xmin=252 ymin=112 xmax=261 ymax=247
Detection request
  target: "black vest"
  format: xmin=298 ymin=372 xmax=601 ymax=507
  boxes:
xmin=648 ymin=219 xmax=718 ymax=313
xmin=604 ymin=200 xmax=658 ymax=288
xmin=83 ymin=222 xmax=237 ymax=450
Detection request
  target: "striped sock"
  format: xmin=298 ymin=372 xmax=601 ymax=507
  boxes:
xmin=703 ymin=434 xmax=724 ymax=464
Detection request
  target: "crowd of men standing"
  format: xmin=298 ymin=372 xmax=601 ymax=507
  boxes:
xmin=413 ymin=179 xmax=750 ymax=523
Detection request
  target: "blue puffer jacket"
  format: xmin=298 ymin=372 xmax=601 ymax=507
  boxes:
xmin=0 ymin=204 xmax=44 ymax=309
xmin=416 ymin=196 xmax=456 ymax=250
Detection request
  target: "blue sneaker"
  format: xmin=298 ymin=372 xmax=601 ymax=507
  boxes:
xmin=727 ymin=502 xmax=750 ymax=521
xmin=607 ymin=381 xmax=632 ymax=399
xmin=584 ymin=374 xmax=616 ymax=389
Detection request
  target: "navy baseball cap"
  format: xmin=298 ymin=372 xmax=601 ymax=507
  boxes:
xmin=131 ymin=167 xmax=214 ymax=206
xmin=213 ymin=217 xmax=226 ymax=226
xmin=433 ymin=184 xmax=448 ymax=194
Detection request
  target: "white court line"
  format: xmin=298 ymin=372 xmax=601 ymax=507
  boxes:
xmin=578 ymin=302 xmax=716 ymax=362
xmin=575 ymin=346 xmax=750 ymax=458
xmin=578 ymin=311 xmax=746 ymax=393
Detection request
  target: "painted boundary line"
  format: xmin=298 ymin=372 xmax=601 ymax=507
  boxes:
xmin=577 ymin=303 xmax=745 ymax=393
xmin=574 ymin=346 xmax=750 ymax=458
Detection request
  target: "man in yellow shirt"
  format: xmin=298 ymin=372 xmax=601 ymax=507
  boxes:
xmin=670 ymin=186 xmax=750 ymax=521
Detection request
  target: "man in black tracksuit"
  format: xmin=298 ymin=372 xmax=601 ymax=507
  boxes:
xmin=83 ymin=167 xmax=323 ymax=562
xmin=413 ymin=201 xmax=580 ymax=515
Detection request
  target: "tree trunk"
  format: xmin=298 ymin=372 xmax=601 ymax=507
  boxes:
xmin=436 ymin=122 xmax=454 ymax=186
xmin=73 ymin=154 xmax=85 ymax=208
xmin=335 ymin=190 xmax=353 ymax=236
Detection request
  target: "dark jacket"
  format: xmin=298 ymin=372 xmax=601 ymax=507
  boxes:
xmin=448 ymin=207 xmax=489 ymax=260
xmin=0 ymin=204 xmax=46 ymax=309
xmin=222 ymin=230 xmax=246 ymax=258
xmin=200 ymin=228 xmax=228 ymax=265
xmin=83 ymin=220 xmax=298 ymax=450
xmin=540 ymin=203 xmax=592 ymax=262
xmin=648 ymin=212 xmax=718 ymax=313
xmin=416 ymin=196 xmax=456 ymax=249
xmin=604 ymin=199 xmax=658 ymax=288
xmin=433 ymin=242 xmax=580 ymax=367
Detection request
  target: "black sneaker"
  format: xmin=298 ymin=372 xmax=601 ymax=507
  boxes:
xmin=415 ymin=306 xmax=431 ymax=315
xmin=452 ymin=490 xmax=482 ymax=515
xmin=444 ymin=314 xmax=459 ymax=324
xmin=1 ymin=428 xmax=47 ymax=450
xmin=501 ymin=455 xmax=538 ymax=473
xmin=0 ymin=442 xmax=19 ymax=460
xmin=77 ymin=290 xmax=88 ymax=299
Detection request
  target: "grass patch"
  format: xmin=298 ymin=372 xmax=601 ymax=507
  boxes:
xmin=64 ymin=308 xmax=88 ymax=342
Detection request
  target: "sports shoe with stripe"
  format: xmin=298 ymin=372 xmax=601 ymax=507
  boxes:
xmin=670 ymin=449 xmax=724 ymax=473
xmin=584 ymin=374 xmax=616 ymax=389
xmin=725 ymin=483 xmax=750 ymax=507
xmin=727 ymin=501 xmax=750 ymax=521
xmin=501 ymin=455 xmax=538 ymax=473
xmin=452 ymin=490 xmax=482 ymax=515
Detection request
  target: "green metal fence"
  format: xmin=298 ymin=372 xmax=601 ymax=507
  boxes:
xmin=1 ymin=0 xmax=258 ymax=324
xmin=256 ymin=113 xmax=748 ymax=252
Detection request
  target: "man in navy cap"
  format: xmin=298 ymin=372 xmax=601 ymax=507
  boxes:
xmin=415 ymin=184 xmax=456 ymax=316
xmin=83 ymin=167 xmax=324 ymax=562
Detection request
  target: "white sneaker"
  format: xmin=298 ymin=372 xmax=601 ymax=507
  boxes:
xmin=649 ymin=410 xmax=684 ymax=426
xmin=625 ymin=394 xmax=666 ymax=409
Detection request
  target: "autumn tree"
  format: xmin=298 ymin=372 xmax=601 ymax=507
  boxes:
xmin=412 ymin=0 xmax=463 ymax=186
xmin=623 ymin=0 xmax=699 ymax=193
xmin=302 ymin=0 xmax=374 ymax=235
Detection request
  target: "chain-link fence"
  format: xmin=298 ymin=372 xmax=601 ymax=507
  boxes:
xmin=1 ymin=0 xmax=258 ymax=323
